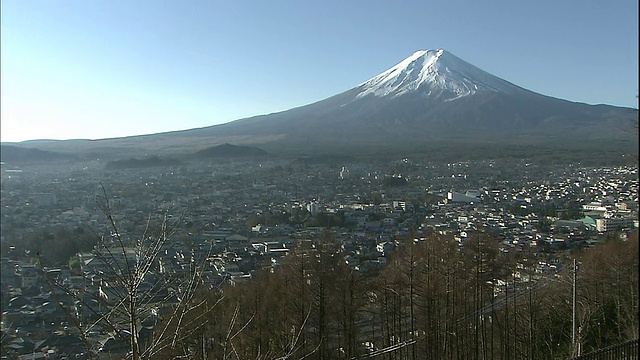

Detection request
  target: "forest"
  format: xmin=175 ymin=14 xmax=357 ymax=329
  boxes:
xmin=147 ymin=229 xmax=638 ymax=360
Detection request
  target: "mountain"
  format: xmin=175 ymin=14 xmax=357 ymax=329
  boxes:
xmin=104 ymin=156 xmax=181 ymax=170
xmin=191 ymin=143 xmax=269 ymax=159
xmin=6 ymin=49 xmax=637 ymax=158
xmin=356 ymin=49 xmax=522 ymax=99
xmin=0 ymin=144 xmax=79 ymax=163
xmin=160 ymin=49 xmax=637 ymax=154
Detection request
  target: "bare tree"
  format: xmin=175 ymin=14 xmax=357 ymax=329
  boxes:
xmin=38 ymin=185 xmax=218 ymax=359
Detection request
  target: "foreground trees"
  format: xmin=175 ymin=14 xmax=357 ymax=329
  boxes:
xmin=39 ymin=189 xmax=218 ymax=359
xmin=195 ymin=229 xmax=638 ymax=360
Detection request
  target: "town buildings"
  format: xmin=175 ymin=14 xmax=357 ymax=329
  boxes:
xmin=1 ymin=158 xmax=637 ymax=357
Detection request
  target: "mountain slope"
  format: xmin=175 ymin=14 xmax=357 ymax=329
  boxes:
xmin=191 ymin=143 xmax=268 ymax=158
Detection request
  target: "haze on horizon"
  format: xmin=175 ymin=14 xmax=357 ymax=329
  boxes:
xmin=1 ymin=0 xmax=638 ymax=143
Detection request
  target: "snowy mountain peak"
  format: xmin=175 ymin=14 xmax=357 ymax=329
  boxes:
xmin=356 ymin=49 xmax=521 ymax=100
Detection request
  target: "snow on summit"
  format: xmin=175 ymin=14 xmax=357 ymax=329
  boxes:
xmin=356 ymin=49 xmax=521 ymax=100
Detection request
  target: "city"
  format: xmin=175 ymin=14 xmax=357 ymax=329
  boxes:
xmin=1 ymin=156 xmax=637 ymax=358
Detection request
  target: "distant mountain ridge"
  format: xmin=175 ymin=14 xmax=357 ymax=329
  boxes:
xmin=0 ymin=144 xmax=78 ymax=163
xmin=4 ymin=49 xmax=637 ymax=158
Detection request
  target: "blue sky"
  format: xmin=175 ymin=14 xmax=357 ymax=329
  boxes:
xmin=1 ymin=1 xmax=638 ymax=142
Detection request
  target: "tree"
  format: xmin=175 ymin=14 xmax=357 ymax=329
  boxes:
xmin=575 ymin=231 xmax=639 ymax=352
xmin=38 ymin=186 xmax=217 ymax=359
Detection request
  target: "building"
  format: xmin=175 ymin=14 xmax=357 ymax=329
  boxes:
xmin=595 ymin=217 xmax=635 ymax=233
xmin=447 ymin=191 xmax=479 ymax=203
xmin=20 ymin=264 xmax=39 ymax=289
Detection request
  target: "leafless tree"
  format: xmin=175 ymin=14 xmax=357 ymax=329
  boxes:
xmin=38 ymin=185 xmax=218 ymax=359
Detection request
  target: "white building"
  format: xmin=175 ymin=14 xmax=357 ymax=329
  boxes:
xmin=307 ymin=202 xmax=320 ymax=215
xmin=596 ymin=217 xmax=635 ymax=232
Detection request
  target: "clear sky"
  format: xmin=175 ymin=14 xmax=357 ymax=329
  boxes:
xmin=1 ymin=1 xmax=638 ymax=142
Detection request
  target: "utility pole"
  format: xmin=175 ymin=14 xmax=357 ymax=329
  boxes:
xmin=572 ymin=258 xmax=580 ymax=358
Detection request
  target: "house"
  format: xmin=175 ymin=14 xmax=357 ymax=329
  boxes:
xmin=381 ymin=217 xmax=396 ymax=227
xmin=225 ymin=234 xmax=250 ymax=252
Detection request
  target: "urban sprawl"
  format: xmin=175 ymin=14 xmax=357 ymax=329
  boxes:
xmin=1 ymin=157 xmax=638 ymax=358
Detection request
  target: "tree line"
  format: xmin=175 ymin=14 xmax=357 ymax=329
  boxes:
xmin=162 ymin=229 xmax=637 ymax=359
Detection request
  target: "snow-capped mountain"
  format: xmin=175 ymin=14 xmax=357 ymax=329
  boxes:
xmin=355 ymin=49 xmax=521 ymax=100
xmin=187 ymin=48 xmax=635 ymax=154
xmin=14 ymin=49 xmax=637 ymax=158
